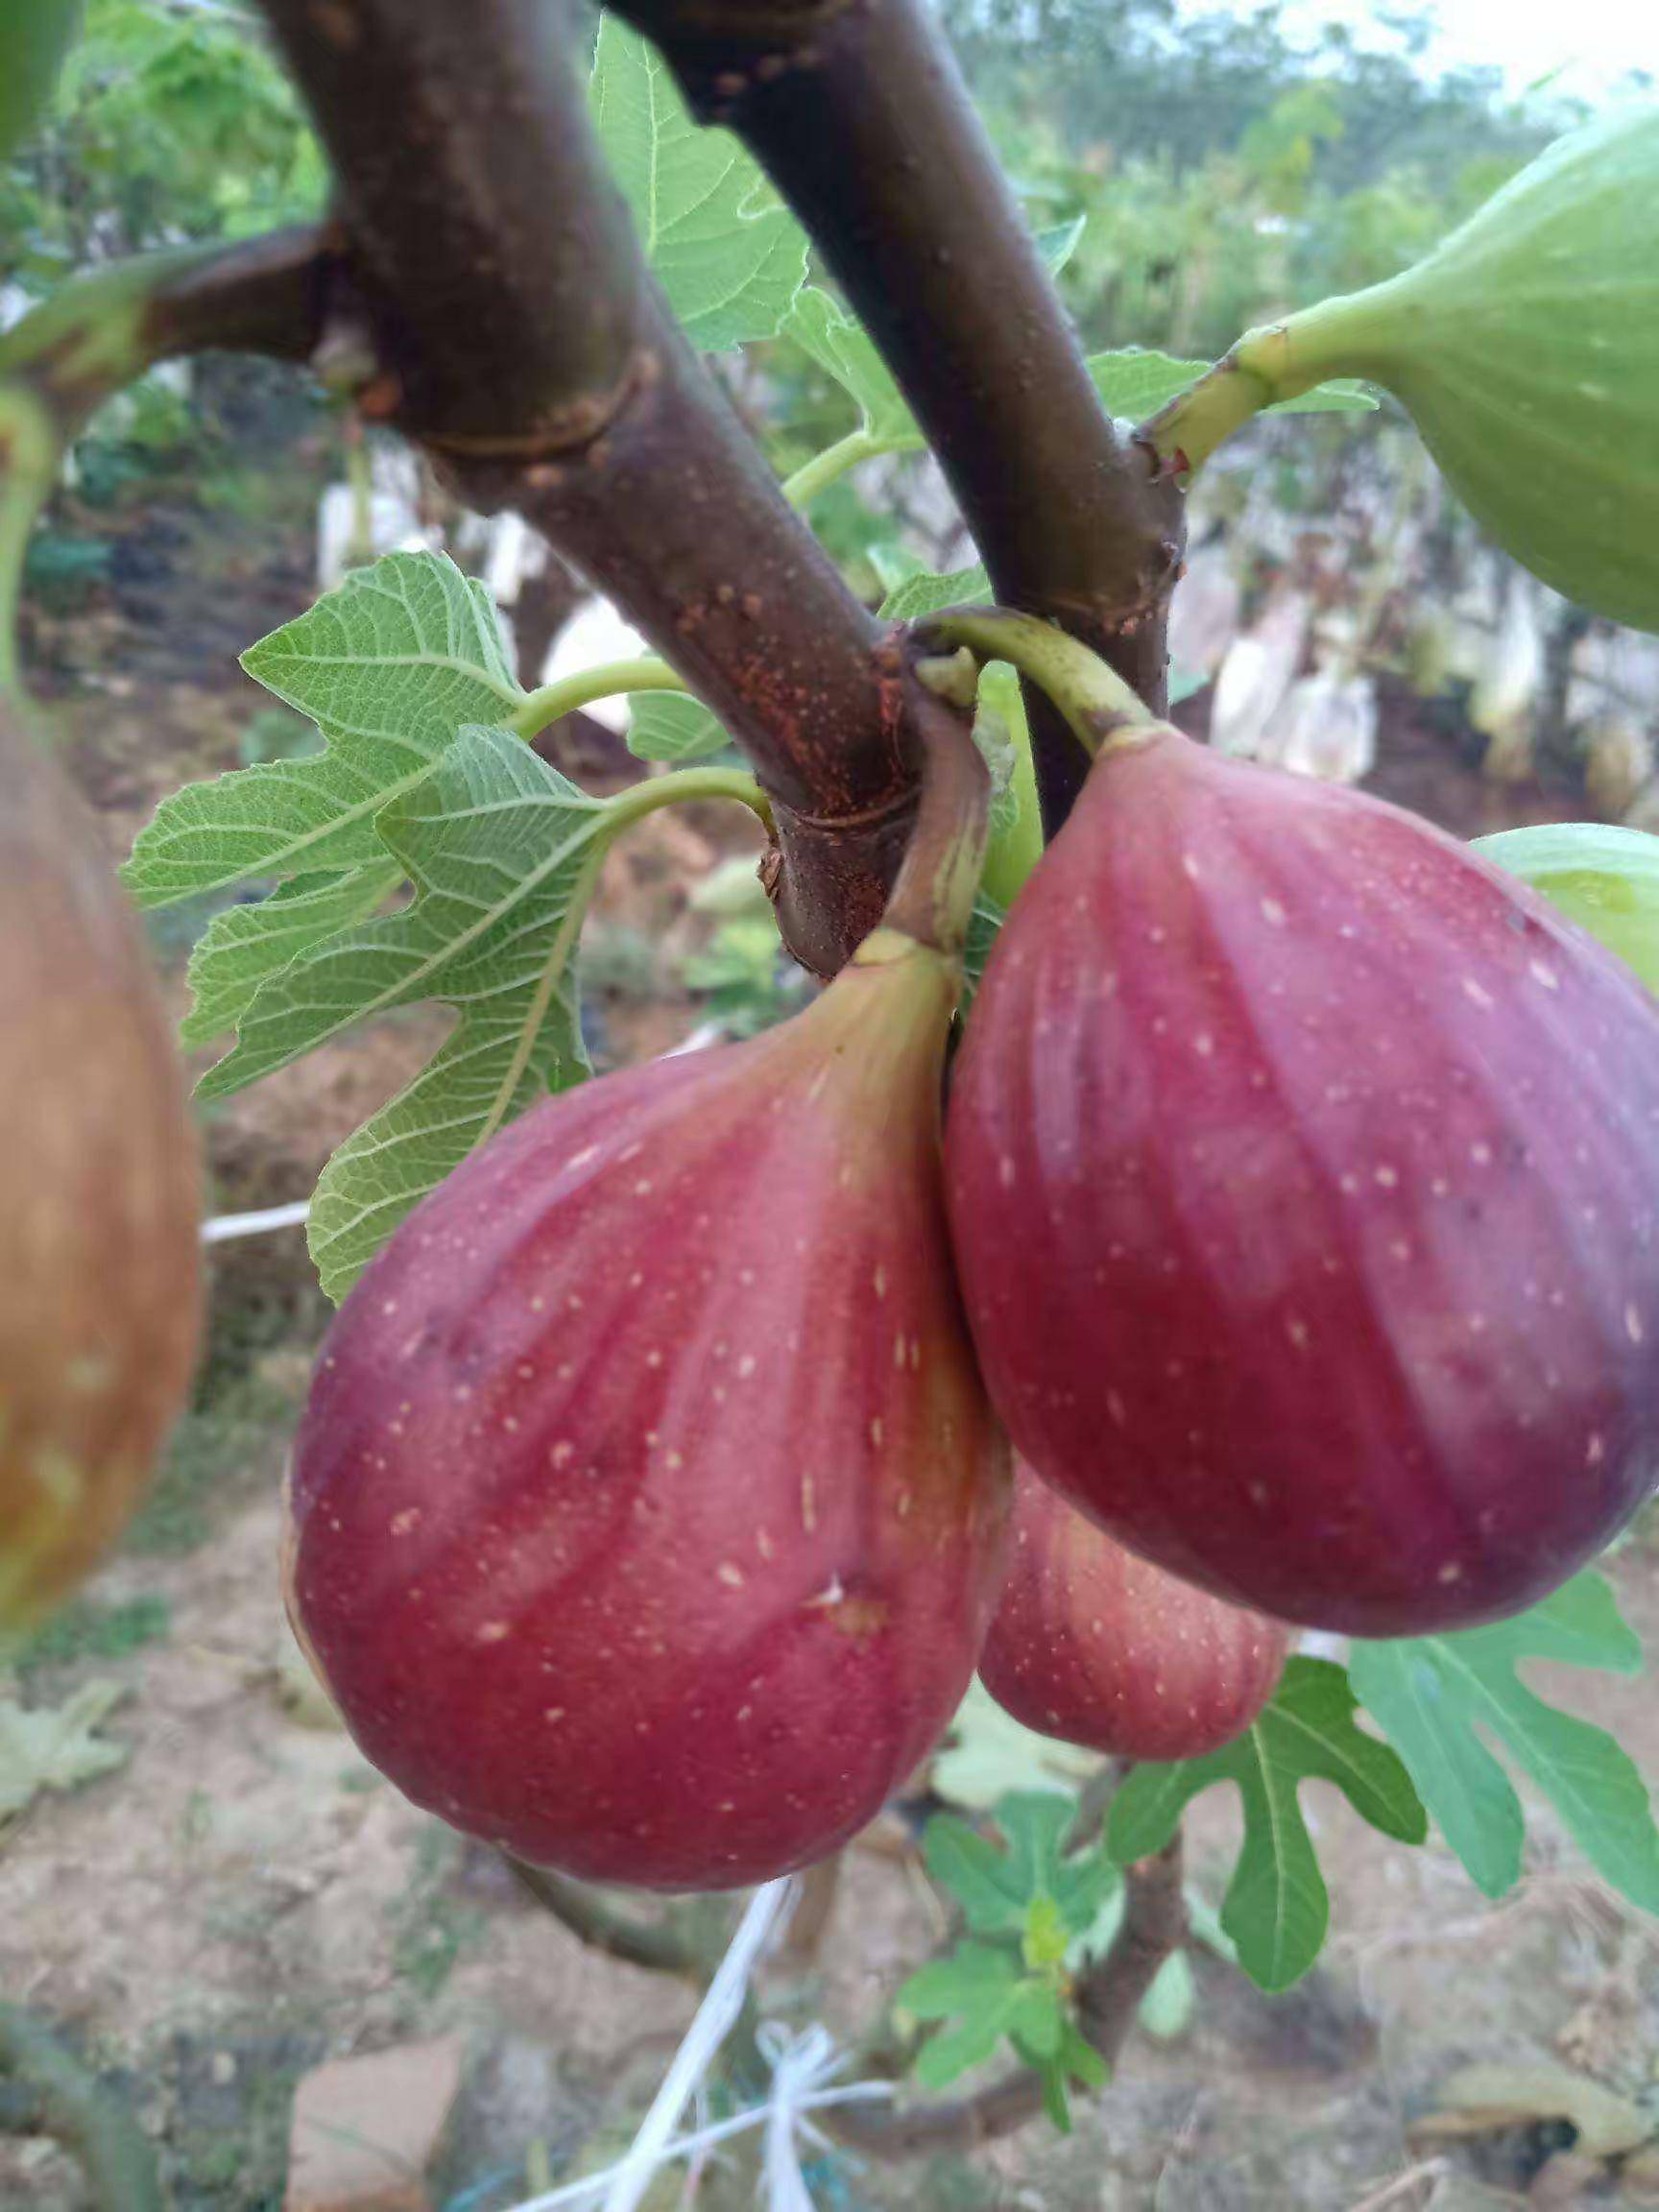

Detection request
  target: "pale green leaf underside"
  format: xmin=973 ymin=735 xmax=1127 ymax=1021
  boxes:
xmin=190 ymin=726 xmax=604 ymax=1299
xmin=180 ymin=865 xmax=402 ymax=1046
xmin=626 ymin=688 xmax=730 ymax=762
xmin=788 ymin=219 xmax=1087 ymax=447
xmin=590 ymin=15 xmax=808 ymax=349
xmin=1348 ymin=1573 xmax=1659 ymax=1911
xmin=1108 ymin=1658 xmax=1426 ymax=1992
xmin=123 ymin=551 xmax=523 ymax=910
xmin=878 ymin=562 xmax=992 ymax=624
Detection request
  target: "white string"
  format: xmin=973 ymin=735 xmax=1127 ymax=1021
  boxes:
xmin=601 ymin=1878 xmax=795 ymax=2212
xmin=200 ymin=1199 xmax=311 ymax=1243
xmin=758 ymin=2024 xmax=855 ymax=2212
xmin=496 ymin=2076 xmax=893 ymax=2212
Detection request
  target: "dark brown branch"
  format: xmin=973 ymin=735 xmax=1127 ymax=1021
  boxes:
xmin=826 ymin=1834 xmax=1188 ymax=2160
xmin=0 ymin=2004 xmax=162 ymax=2212
xmin=253 ymin=0 xmax=940 ymax=974
xmin=612 ymin=0 xmax=1187 ymax=830
xmin=0 ymin=227 xmax=334 ymax=445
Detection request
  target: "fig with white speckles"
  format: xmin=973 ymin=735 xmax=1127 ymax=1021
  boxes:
xmin=0 ymin=703 xmax=202 ymax=1630
xmin=945 ymin=725 xmax=1659 ymax=1636
xmin=980 ymin=1466 xmax=1288 ymax=1760
xmin=285 ymin=926 xmax=1010 ymax=1890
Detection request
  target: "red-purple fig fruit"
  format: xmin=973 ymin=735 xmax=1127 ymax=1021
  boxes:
xmin=1 ymin=703 xmax=203 ymax=1629
xmin=286 ymin=926 xmax=1010 ymax=1890
xmin=945 ymin=726 xmax=1659 ymax=1636
xmin=980 ymin=1466 xmax=1289 ymax=1760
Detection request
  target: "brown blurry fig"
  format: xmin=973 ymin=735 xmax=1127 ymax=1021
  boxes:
xmin=0 ymin=704 xmax=202 ymax=1628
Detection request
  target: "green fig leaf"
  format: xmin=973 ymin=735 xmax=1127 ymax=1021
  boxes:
xmin=1107 ymin=1657 xmax=1427 ymax=1992
xmin=180 ymin=866 xmax=402 ymax=1046
xmin=785 ymin=221 xmax=1083 ymax=452
xmin=878 ymin=563 xmax=993 ymax=624
xmin=589 ymin=15 xmax=808 ymax=350
xmin=625 ymin=690 xmax=730 ymax=763
xmin=124 ymin=551 xmax=524 ymax=912
xmin=0 ymin=1682 xmax=127 ymax=1824
xmin=898 ymin=1937 xmax=1098 ymax=2118
xmin=191 ymin=726 xmax=614 ymax=1300
xmin=1474 ymin=822 xmax=1659 ymax=994
xmin=1348 ymin=1573 xmax=1659 ymax=1910
xmin=922 ymin=1790 xmax=1115 ymax=1942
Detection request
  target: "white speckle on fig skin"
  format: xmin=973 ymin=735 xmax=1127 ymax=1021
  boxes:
xmin=946 ymin=728 xmax=1659 ymax=1636
xmin=288 ymin=939 xmax=1010 ymax=1891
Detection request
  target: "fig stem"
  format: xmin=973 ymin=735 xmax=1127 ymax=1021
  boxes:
xmin=878 ymin=680 xmax=990 ymax=958
xmin=1139 ymin=282 xmax=1403 ymax=472
xmin=0 ymin=388 xmax=62 ymax=697
xmin=781 ymin=428 xmax=893 ymax=510
xmin=604 ymin=763 xmax=774 ymax=837
xmin=511 ymin=655 xmax=688 ymax=740
xmin=1136 ymin=349 xmax=1276 ymax=473
xmin=917 ymin=605 xmax=1159 ymax=761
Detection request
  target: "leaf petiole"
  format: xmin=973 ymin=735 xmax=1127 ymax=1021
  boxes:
xmin=511 ymin=656 xmax=688 ymax=740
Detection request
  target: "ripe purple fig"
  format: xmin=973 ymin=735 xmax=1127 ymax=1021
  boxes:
xmin=1 ymin=703 xmax=202 ymax=1628
xmin=286 ymin=926 xmax=1010 ymax=1889
xmin=980 ymin=1466 xmax=1289 ymax=1761
xmin=945 ymin=725 xmax=1659 ymax=1636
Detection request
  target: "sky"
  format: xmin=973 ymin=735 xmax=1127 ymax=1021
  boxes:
xmin=1186 ymin=0 xmax=1655 ymax=101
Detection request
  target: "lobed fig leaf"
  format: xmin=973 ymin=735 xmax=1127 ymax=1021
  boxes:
xmin=1348 ymin=1572 xmax=1659 ymax=1910
xmin=0 ymin=706 xmax=202 ymax=1630
xmin=947 ymin=724 xmax=1659 ymax=1636
xmin=980 ymin=1466 xmax=1290 ymax=1761
xmin=285 ymin=927 xmax=1009 ymax=1889
xmin=1107 ymin=1657 xmax=1427 ymax=1992
xmin=1214 ymin=108 xmax=1659 ymax=632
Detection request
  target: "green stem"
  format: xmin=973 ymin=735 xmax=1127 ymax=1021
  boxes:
xmin=1137 ymin=352 xmax=1275 ymax=473
xmin=0 ymin=388 xmax=62 ymax=699
xmin=781 ymin=427 xmax=891 ymax=509
xmin=917 ymin=606 xmax=1160 ymax=761
xmin=978 ymin=670 xmax=1046 ymax=909
xmin=0 ymin=2005 xmax=162 ymax=2212
xmin=511 ymin=656 xmax=687 ymax=739
xmin=606 ymin=762 xmax=773 ymax=835
xmin=1139 ymin=280 xmax=1402 ymax=472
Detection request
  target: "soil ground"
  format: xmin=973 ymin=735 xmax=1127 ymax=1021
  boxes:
xmin=6 ymin=421 xmax=1658 ymax=2212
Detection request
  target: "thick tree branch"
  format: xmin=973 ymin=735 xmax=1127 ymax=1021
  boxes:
xmin=826 ymin=1834 xmax=1187 ymax=2160
xmin=613 ymin=0 xmax=1187 ymax=830
xmin=253 ymin=0 xmax=937 ymax=974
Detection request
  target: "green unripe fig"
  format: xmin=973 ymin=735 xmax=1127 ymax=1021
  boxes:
xmin=1477 ymin=822 xmax=1659 ymax=994
xmin=1149 ymin=108 xmax=1659 ymax=632
xmin=0 ymin=2 xmax=84 ymax=164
